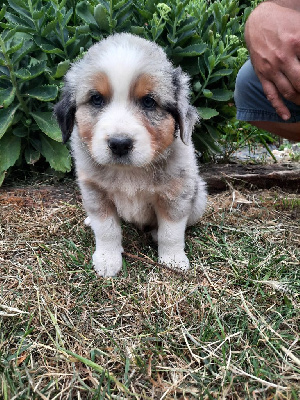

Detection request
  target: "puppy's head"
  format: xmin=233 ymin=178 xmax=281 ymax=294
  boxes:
xmin=54 ymin=33 xmax=198 ymax=167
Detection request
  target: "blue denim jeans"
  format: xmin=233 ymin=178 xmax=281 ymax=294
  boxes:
xmin=234 ymin=59 xmax=300 ymax=123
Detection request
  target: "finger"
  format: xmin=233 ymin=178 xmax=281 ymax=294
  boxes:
xmin=280 ymin=58 xmax=300 ymax=103
xmin=261 ymin=79 xmax=291 ymax=120
xmin=272 ymin=66 xmax=300 ymax=105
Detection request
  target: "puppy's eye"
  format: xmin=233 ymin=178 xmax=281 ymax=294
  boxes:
xmin=141 ymin=95 xmax=156 ymax=110
xmin=91 ymin=94 xmax=105 ymax=107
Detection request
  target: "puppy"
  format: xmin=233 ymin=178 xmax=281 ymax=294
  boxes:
xmin=55 ymin=33 xmax=207 ymax=277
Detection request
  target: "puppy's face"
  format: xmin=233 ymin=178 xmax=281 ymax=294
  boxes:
xmin=75 ymin=70 xmax=176 ymax=167
xmin=55 ymin=34 xmax=198 ymax=167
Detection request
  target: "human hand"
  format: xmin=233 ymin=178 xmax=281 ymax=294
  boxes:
xmin=245 ymin=1 xmax=300 ymax=120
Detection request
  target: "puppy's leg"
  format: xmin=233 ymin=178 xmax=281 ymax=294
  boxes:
xmin=156 ymin=214 xmax=190 ymax=271
xmin=187 ymin=177 xmax=207 ymax=226
xmin=91 ymin=214 xmax=123 ymax=277
xmin=80 ymin=182 xmax=123 ymax=277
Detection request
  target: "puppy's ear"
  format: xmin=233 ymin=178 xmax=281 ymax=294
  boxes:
xmin=54 ymin=84 xmax=76 ymax=144
xmin=172 ymin=67 xmax=199 ymax=144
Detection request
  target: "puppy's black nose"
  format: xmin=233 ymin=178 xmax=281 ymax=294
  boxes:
xmin=108 ymin=137 xmax=133 ymax=157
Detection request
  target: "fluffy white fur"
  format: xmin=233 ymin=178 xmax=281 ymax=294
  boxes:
xmin=55 ymin=33 xmax=207 ymax=277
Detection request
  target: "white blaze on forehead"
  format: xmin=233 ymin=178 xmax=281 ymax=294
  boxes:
xmin=98 ymin=46 xmax=148 ymax=101
xmin=88 ymin=35 xmax=167 ymax=101
xmin=67 ymin=34 xmax=177 ymax=106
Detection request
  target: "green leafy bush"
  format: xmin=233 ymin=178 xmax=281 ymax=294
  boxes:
xmin=0 ymin=0 xmax=251 ymax=184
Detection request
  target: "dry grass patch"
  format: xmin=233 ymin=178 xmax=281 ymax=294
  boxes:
xmin=0 ymin=183 xmax=299 ymax=399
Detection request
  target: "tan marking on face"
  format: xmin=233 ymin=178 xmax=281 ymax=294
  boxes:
xmin=157 ymin=114 xmax=175 ymax=150
xmin=75 ymin=106 xmax=94 ymax=145
xmin=143 ymin=114 xmax=175 ymax=156
xmin=91 ymin=72 xmax=112 ymax=99
xmin=131 ymin=74 xmax=157 ymax=99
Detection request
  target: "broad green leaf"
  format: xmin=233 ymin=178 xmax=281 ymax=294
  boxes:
xmin=26 ymin=85 xmax=58 ymax=102
xmin=0 ymin=5 xmax=7 ymax=21
xmin=76 ymin=1 xmax=96 ymax=25
xmin=0 ymin=66 xmax=10 ymax=79
xmin=94 ymin=4 xmax=110 ymax=32
xmin=5 ymin=12 xmax=34 ymax=29
xmin=174 ymin=1 xmax=184 ymax=18
xmin=6 ymin=39 xmax=23 ymax=55
xmin=131 ymin=26 xmax=145 ymax=35
xmin=25 ymin=145 xmax=40 ymax=165
xmin=221 ymin=14 xmax=229 ymax=34
xmin=15 ymin=60 xmax=47 ymax=81
xmin=41 ymin=20 xmax=57 ymax=36
xmin=13 ymin=126 xmax=27 ymax=137
xmin=2 ymin=23 xmax=34 ymax=34
xmin=176 ymin=30 xmax=197 ymax=47
xmin=32 ymin=10 xmax=44 ymax=20
xmin=208 ymin=54 xmax=215 ymax=70
xmin=211 ymin=89 xmax=233 ymax=102
xmin=203 ymin=89 xmax=213 ymax=98
xmin=15 ymin=68 xmax=31 ymax=80
xmin=172 ymin=43 xmax=207 ymax=57
xmin=56 ymin=10 xmax=63 ymax=24
xmin=136 ymin=8 xmax=152 ymax=20
xmin=31 ymin=111 xmax=62 ymax=142
xmin=67 ymin=36 xmax=91 ymax=60
xmin=115 ymin=1 xmax=133 ymax=21
xmin=167 ymin=33 xmax=177 ymax=46
xmin=53 ymin=60 xmax=70 ymax=79
xmin=0 ymin=87 xmax=16 ymax=108
xmin=197 ymin=107 xmax=219 ymax=120
xmin=205 ymin=123 xmax=221 ymax=140
xmin=63 ymin=9 xmax=73 ymax=26
xmin=114 ymin=0 xmax=128 ymax=9
xmin=12 ymin=40 xmax=35 ymax=64
xmin=1 ymin=28 xmax=17 ymax=41
xmin=195 ymin=128 xmax=221 ymax=153
xmin=176 ymin=17 xmax=198 ymax=35
xmin=74 ymin=25 xmax=90 ymax=35
xmin=210 ymin=69 xmax=233 ymax=78
xmin=30 ymin=136 xmax=42 ymax=153
xmin=0 ymin=104 xmax=19 ymax=139
xmin=7 ymin=0 xmax=32 ymax=22
xmin=0 ymin=55 xmax=6 ymax=67
xmin=65 ymin=36 xmax=77 ymax=48
xmin=40 ymin=135 xmax=71 ymax=172
xmin=213 ymin=2 xmax=222 ymax=25
xmin=67 ymin=35 xmax=91 ymax=60
xmin=0 ymin=130 xmax=21 ymax=171
xmin=33 ymin=36 xmax=64 ymax=55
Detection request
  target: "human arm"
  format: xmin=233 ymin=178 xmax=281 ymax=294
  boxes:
xmin=245 ymin=0 xmax=300 ymax=120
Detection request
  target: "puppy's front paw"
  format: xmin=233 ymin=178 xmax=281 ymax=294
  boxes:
xmin=92 ymin=251 xmax=122 ymax=277
xmin=159 ymin=252 xmax=190 ymax=272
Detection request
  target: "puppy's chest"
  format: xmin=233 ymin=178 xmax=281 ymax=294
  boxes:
xmin=111 ymin=189 xmax=156 ymax=225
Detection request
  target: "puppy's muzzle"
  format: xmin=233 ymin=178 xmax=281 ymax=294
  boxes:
xmin=108 ymin=136 xmax=134 ymax=157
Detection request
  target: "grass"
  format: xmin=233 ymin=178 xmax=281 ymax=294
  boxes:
xmin=0 ymin=183 xmax=299 ymax=399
